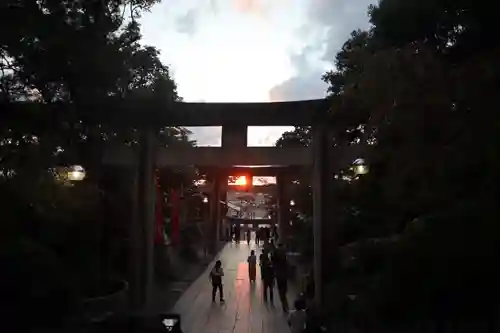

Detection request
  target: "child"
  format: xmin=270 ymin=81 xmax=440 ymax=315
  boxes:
xmin=209 ymin=260 xmax=225 ymax=303
xmin=247 ymin=250 xmax=257 ymax=282
xmin=287 ymin=298 xmax=307 ymax=333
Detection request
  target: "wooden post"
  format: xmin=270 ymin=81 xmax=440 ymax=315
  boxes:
xmin=312 ymin=123 xmax=331 ymax=307
xmin=218 ymin=174 xmax=227 ymax=241
xmin=209 ymin=175 xmax=220 ymax=254
xmin=276 ymin=171 xmax=289 ymax=244
xmin=138 ymin=130 xmax=156 ymax=310
xmin=128 ymin=166 xmax=142 ymax=312
xmin=215 ymin=175 xmax=222 ymax=248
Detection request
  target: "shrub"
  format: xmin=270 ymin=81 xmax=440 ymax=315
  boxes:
xmin=0 ymin=238 xmax=78 ymax=331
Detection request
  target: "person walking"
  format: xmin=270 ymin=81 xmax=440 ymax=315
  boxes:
xmin=246 ymin=229 xmax=251 ymax=244
xmin=273 ymin=243 xmax=289 ymax=312
xmin=235 ymin=225 xmax=240 ymax=243
xmin=255 ymin=227 xmax=260 ymax=245
xmin=260 ymin=250 xmax=274 ymax=303
xmin=247 ymin=250 xmax=257 ymax=282
xmin=264 ymin=239 xmax=274 ymax=255
xmin=287 ymin=298 xmax=307 ymax=333
xmin=273 ymin=225 xmax=279 ymax=243
xmin=209 ymin=260 xmax=225 ymax=303
xmin=270 ymin=239 xmax=276 ymax=252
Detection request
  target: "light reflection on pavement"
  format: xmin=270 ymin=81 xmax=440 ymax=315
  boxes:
xmin=171 ymin=241 xmax=293 ymax=333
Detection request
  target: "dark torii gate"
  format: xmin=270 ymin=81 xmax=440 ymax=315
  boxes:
xmin=102 ymin=98 xmax=360 ymax=312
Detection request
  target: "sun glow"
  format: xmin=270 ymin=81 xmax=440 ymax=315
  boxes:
xmin=234 ymin=176 xmax=247 ymax=186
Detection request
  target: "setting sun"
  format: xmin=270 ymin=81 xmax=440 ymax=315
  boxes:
xmin=234 ymin=176 xmax=247 ymax=186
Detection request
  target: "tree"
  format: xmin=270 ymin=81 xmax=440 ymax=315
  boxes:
xmin=289 ymin=0 xmax=500 ymax=327
xmin=0 ymin=1 xmax=202 ymax=328
xmin=275 ymin=126 xmax=312 ymax=148
xmin=0 ymin=0 xmax=163 ymax=102
xmin=369 ymin=0 xmax=500 ymax=60
xmin=0 ymin=0 xmax=191 ymax=181
xmin=321 ymin=0 xmax=500 ymax=233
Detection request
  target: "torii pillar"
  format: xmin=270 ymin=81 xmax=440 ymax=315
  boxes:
xmin=312 ymin=122 xmax=333 ymax=307
xmin=209 ymin=124 xmax=248 ymax=251
xmin=129 ymin=130 xmax=156 ymax=312
xmin=218 ymin=177 xmax=228 ymax=241
xmin=276 ymin=170 xmax=290 ymax=243
xmin=208 ymin=174 xmax=220 ymax=254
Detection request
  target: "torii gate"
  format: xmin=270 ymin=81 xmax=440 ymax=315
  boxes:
xmin=102 ymin=98 xmax=361 ymax=312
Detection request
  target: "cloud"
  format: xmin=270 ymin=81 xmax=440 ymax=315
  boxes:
xmin=269 ymin=48 xmax=329 ymax=102
xmin=268 ymin=0 xmax=375 ymax=101
xmin=247 ymin=126 xmax=293 ymax=146
xmin=209 ymin=0 xmax=219 ymax=13
xmin=188 ymin=126 xmax=222 ymax=146
xmin=174 ymin=0 xmax=268 ymax=36
xmin=233 ymin=0 xmax=265 ymax=15
xmin=269 ymin=71 xmax=328 ymax=102
xmin=310 ymin=0 xmax=374 ymax=62
xmin=175 ymin=8 xmax=198 ymax=35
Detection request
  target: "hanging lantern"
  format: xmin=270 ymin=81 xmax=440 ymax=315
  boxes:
xmin=67 ymin=165 xmax=86 ymax=181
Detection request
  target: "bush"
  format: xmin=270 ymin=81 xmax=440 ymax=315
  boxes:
xmin=0 ymin=173 xmax=128 ymax=303
xmin=375 ymin=206 xmax=500 ymax=322
xmin=0 ymin=238 xmax=79 ymax=331
xmin=320 ymin=203 xmax=500 ymax=331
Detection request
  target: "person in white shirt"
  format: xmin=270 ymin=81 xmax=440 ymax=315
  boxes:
xmin=287 ymin=299 xmax=307 ymax=333
xmin=209 ymin=260 xmax=225 ymax=303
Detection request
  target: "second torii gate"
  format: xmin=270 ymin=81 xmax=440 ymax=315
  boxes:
xmin=103 ymin=98 xmax=360 ymax=312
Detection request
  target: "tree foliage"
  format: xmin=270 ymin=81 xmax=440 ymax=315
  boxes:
xmin=0 ymin=0 xmax=194 ymax=181
xmin=279 ymin=0 xmax=500 ymax=327
xmin=369 ymin=0 xmax=500 ymax=60
xmin=276 ymin=126 xmax=311 ymax=148
xmin=0 ymin=2 xmax=199 ymax=328
xmin=0 ymin=0 xmax=167 ymax=102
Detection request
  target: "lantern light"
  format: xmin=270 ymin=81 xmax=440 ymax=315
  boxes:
xmin=67 ymin=165 xmax=86 ymax=181
xmin=352 ymin=158 xmax=369 ymax=175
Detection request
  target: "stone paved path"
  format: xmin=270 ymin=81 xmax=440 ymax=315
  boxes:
xmin=171 ymin=240 xmax=294 ymax=333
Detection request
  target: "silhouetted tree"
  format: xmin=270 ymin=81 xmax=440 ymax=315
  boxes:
xmin=286 ymin=0 xmax=500 ymax=328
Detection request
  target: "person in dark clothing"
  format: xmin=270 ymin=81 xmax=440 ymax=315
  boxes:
xmin=259 ymin=250 xmax=266 ymax=271
xmin=235 ymin=225 xmax=240 ymax=243
xmin=260 ymin=250 xmax=274 ymax=302
xmin=273 ymin=225 xmax=279 ymax=243
xmin=272 ymin=243 xmax=286 ymax=268
xmin=248 ymin=250 xmax=257 ymax=282
xmin=273 ymin=243 xmax=289 ymax=312
xmin=270 ymin=239 xmax=276 ymax=252
xmin=209 ymin=260 xmax=225 ymax=303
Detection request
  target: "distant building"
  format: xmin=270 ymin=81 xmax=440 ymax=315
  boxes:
xmin=196 ymin=183 xmax=275 ymax=220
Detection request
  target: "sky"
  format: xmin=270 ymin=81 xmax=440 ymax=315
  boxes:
xmin=139 ymin=0 xmax=375 ymax=146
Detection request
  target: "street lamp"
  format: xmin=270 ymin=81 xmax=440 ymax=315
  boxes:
xmin=290 ymin=200 xmax=295 ymax=207
xmin=203 ymin=197 xmax=208 ymax=204
xmin=67 ymin=165 xmax=86 ymax=181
